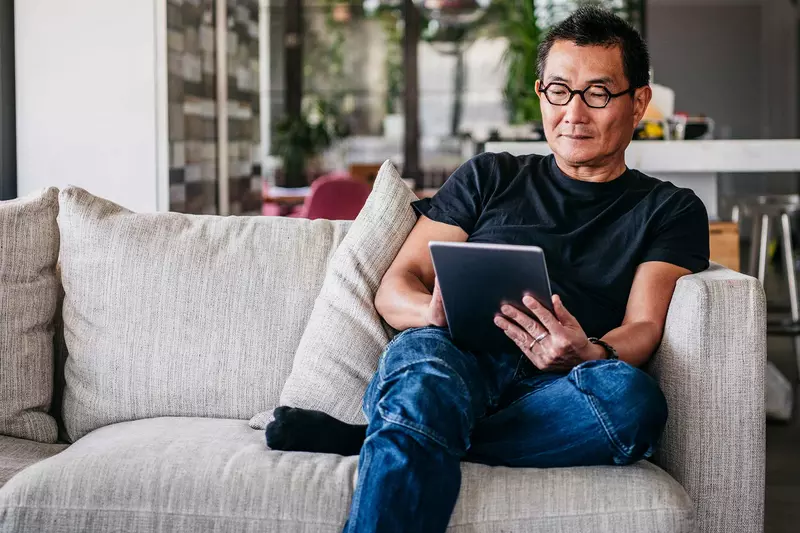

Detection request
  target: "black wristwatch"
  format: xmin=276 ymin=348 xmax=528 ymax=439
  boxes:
xmin=588 ymin=337 xmax=619 ymax=360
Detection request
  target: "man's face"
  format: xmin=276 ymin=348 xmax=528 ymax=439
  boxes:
xmin=537 ymin=40 xmax=651 ymax=167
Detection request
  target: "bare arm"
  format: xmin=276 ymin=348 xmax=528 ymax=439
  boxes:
xmin=598 ymin=261 xmax=691 ymax=367
xmin=375 ymin=216 xmax=468 ymax=331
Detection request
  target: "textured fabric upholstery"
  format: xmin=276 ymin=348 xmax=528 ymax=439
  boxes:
xmin=648 ymin=263 xmax=766 ymax=533
xmin=57 ymin=187 xmax=350 ymax=442
xmin=274 ymin=160 xmax=418 ymax=426
xmin=0 ymin=436 xmax=67 ymax=488
xmin=0 ymin=188 xmax=60 ymax=443
xmin=0 ymin=417 xmax=693 ymax=533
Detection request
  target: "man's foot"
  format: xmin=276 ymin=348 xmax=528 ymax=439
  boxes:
xmin=265 ymin=406 xmax=367 ymax=456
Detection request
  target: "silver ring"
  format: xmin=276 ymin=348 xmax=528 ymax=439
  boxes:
xmin=528 ymin=332 xmax=549 ymax=350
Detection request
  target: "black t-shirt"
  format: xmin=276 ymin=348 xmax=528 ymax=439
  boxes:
xmin=411 ymin=152 xmax=710 ymax=339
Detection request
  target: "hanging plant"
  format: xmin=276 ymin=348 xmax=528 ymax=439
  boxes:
xmin=364 ymin=3 xmax=405 ymax=116
xmin=486 ymin=0 xmax=543 ymax=124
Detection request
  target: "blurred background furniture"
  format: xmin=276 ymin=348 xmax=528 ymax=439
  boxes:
xmin=736 ymin=195 xmax=800 ymax=420
xmin=708 ymin=221 xmax=740 ymax=271
xmin=288 ymin=173 xmax=372 ymax=220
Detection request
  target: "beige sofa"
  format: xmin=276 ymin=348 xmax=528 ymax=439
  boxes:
xmin=0 ymin=161 xmax=766 ymax=533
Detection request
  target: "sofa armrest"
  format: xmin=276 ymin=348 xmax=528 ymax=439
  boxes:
xmin=647 ymin=263 xmax=766 ymax=533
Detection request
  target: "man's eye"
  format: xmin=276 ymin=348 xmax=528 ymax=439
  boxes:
xmin=588 ymin=89 xmax=607 ymax=98
xmin=550 ymin=88 xmax=568 ymax=96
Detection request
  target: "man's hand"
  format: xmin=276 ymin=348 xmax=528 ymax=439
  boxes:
xmin=426 ymin=277 xmax=448 ymax=327
xmin=493 ymin=294 xmax=605 ymax=371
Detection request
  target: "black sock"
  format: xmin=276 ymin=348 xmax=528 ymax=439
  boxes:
xmin=265 ymin=406 xmax=367 ymax=456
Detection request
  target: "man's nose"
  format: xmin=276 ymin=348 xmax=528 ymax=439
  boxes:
xmin=563 ymin=94 xmax=591 ymax=124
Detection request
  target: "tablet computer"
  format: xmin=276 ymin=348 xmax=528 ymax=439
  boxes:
xmin=429 ymin=241 xmax=554 ymax=354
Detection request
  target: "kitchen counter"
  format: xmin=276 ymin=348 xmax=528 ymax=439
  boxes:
xmin=484 ymin=140 xmax=800 ymax=220
xmin=485 ymin=140 xmax=800 ymax=173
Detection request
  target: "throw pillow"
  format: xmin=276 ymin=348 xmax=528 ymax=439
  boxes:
xmin=0 ymin=188 xmax=60 ymax=443
xmin=269 ymin=160 xmax=418 ymax=426
xmin=57 ymin=187 xmax=349 ymax=441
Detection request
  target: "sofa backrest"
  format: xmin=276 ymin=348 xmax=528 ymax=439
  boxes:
xmin=55 ymin=186 xmax=352 ymax=442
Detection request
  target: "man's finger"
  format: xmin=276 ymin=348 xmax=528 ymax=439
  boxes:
xmin=493 ymin=315 xmax=528 ymax=343
xmin=551 ymin=294 xmax=578 ymax=327
xmin=495 ymin=315 xmax=548 ymax=368
xmin=522 ymin=294 xmax=563 ymax=333
xmin=499 ymin=304 xmax=543 ymax=338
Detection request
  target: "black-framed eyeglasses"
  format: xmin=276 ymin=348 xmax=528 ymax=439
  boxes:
xmin=538 ymin=82 xmax=636 ymax=109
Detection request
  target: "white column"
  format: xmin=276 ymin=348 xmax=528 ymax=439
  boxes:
xmin=216 ymin=0 xmax=230 ymax=215
xmin=155 ymin=0 xmax=170 ymax=212
xmin=260 ymin=0 xmax=272 ymax=166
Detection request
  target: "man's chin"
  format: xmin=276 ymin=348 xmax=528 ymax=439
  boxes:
xmin=553 ymin=140 xmax=602 ymax=166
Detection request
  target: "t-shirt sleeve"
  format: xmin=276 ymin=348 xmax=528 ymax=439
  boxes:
xmin=410 ymin=153 xmax=496 ymax=235
xmin=641 ymin=191 xmax=710 ymax=273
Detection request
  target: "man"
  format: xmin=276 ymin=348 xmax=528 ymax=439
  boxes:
xmin=267 ymin=6 xmax=710 ymax=533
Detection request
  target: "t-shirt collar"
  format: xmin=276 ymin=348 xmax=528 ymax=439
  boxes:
xmin=546 ymin=154 xmax=634 ymax=196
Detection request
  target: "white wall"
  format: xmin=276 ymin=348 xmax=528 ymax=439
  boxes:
xmin=647 ymin=1 xmax=763 ymax=140
xmin=15 ymin=0 xmax=167 ymax=212
xmin=647 ymin=0 xmax=799 ymax=215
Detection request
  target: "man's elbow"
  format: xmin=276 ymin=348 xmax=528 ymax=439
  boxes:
xmin=644 ymin=320 xmax=665 ymax=354
xmin=374 ymin=274 xmax=395 ymax=319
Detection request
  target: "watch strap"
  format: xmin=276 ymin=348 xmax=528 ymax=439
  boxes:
xmin=588 ymin=337 xmax=619 ymax=360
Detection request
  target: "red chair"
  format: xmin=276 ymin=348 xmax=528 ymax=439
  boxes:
xmin=262 ymin=181 xmax=282 ymax=216
xmin=290 ymin=173 xmax=372 ymax=220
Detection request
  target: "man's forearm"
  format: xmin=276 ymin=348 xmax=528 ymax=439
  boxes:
xmin=374 ymin=272 xmax=433 ymax=331
xmin=590 ymin=321 xmax=662 ymax=367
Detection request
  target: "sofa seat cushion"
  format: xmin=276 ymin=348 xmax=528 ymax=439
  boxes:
xmin=0 ymin=436 xmax=68 ymax=488
xmin=0 ymin=418 xmax=694 ymax=533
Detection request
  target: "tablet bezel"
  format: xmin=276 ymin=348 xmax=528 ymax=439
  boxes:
xmin=429 ymin=241 xmax=555 ymax=354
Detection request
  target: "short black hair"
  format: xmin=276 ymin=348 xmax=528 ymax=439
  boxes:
xmin=537 ymin=6 xmax=650 ymax=89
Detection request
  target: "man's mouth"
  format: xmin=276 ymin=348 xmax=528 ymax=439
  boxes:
xmin=562 ymin=133 xmax=592 ymax=140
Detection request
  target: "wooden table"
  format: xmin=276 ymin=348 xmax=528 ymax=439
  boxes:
xmin=263 ymin=194 xmax=307 ymax=205
xmin=709 ymin=221 xmax=740 ymax=271
xmin=263 ymin=185 xmax=311 ymax=206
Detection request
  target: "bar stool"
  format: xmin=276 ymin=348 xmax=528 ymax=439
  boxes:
xmin=736 ymin=195 xmax=800 ymax=386
xmin=734 ymin=195 xmax=800 ymax=420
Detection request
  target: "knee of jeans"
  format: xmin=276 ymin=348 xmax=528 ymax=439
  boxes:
xmin=373 ymin=348 xmax=475 ymax=451
xmin=569 ymin=360 xmax=668 ymax=465
xmin=378 ymin=327 xmax=454 ymax=377
xmin=376 ymin=362 xmax=473 ymax=452
xmin=361 ymin=328 xmax=448 ymax=420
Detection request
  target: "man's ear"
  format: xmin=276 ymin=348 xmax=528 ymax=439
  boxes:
xmin=535 ymin=79 xmax=542 ymax=94
xmin=632 ymin=85 xmax=652 ymax=126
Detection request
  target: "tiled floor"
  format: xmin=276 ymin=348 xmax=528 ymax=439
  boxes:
xmin=765 ymin=336 xmax=800 ymax=532
xmin=751 ymin=254 xmax=800 ymax=532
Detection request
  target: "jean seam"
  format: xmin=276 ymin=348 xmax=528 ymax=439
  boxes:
xmin=377 ymin=406 xmax=453 ymax=450
xmin=382 ymin=327 xmax=417 ymax=353
xmin=573 ymin=366 xmax=633 ymax=462
xmin=379 ymin=356 xmax=471 ymax=403
xmin=341 ymin=436 xmax=373 ymax=532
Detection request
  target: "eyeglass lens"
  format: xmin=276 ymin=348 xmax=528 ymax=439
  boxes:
xmin=544 ymin=83 xmax=610 ymax=108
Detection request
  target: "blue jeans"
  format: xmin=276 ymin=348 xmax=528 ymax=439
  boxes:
xmin=342 ymin=326 xmax=668 ymax=533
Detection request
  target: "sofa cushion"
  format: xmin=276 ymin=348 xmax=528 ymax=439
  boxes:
xmin=0 ymin=417 xmax=694 ymax=532
xmin=273 ymin=160 xmax=419 ymax=426
xmin=0 ymin=188 xmax=60 ymax=443
xmin=0 ymin=436 xmax=68 ymax=488
xmin=57 ymin=187 xmax=351 ymax=442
